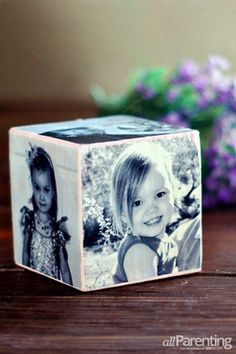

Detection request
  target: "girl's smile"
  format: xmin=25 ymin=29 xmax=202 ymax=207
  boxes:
xmin=131 ymin=165 xmax=174 ymax=239
xmin=144 ymin=215 xmax=163 ymax=226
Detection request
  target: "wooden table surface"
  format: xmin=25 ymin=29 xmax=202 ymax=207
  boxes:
xmin=1 ymin=105 xmax=236 ymax=353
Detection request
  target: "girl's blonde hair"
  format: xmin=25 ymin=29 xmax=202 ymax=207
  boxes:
xmin=111 ymin=141 xmax=175 ymax=234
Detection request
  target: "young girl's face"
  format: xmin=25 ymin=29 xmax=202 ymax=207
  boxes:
xmin=130 ymin=165 xmax=174 ymax=239
xmin=32 ymin=168 xmax=54 ymax=215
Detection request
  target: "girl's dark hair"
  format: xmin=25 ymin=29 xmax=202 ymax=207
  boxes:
xmin=28 ymin=146 xmax=57 ymax=219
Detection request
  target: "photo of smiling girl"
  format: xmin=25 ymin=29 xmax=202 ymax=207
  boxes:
xmin=83 ymin=136 xmax=201 ymax=289
xmin=20 ymin=145 xmax=73 ymax=285
xmin=111 ymin=142 xmax=179 ymax=283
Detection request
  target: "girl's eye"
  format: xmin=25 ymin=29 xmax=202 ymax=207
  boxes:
xmin=134 ymin=200 xmax=142 ymax=207
xmin=156 ymin=191 xmax=166 ymax=198
xmin=44 ymin=187 xmax=50 ymax=193
xmin=34 ymin=185 xmax=40 ymax=192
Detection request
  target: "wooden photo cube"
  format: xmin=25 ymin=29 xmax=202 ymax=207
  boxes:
xmin=10 ymin=115 xmax=202 ymax=291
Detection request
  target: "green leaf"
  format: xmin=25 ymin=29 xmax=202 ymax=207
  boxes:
xmin=129 ymin=68 xmax=148 ymax=88
xmin=223 ymin=143 xmax=236 ymax=156
xmin=144 ymin=67 xmax=168 ymax=89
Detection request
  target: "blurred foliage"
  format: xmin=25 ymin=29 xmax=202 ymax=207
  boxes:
xmin=91 ymin=56 xmax=236 ymax=207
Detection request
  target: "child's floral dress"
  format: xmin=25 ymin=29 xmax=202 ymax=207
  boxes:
xmin=20 ymin=206 xmax=70 ymax=280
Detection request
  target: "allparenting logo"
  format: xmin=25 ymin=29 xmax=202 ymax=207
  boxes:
xmin=163 ymin=334 xmax=232 ymax=350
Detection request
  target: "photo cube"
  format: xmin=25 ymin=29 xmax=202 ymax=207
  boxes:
xmin=10 ymin=115 xmax=202 ymax=291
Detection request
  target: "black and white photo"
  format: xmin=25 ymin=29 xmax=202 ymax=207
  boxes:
xmin=82 ymin=135 xmax=202 ymax=290
xmin=20 ymin=145 xmax=73 ymax=285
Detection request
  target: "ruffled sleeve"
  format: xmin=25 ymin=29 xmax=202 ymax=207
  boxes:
xmin=52 ymin=217 xmax=71 ymax=259
xmin=20 ymin=206 xmax=35 ymax=235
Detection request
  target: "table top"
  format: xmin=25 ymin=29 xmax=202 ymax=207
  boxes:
xmin=1 ymin=105 xmax=236 ymax=353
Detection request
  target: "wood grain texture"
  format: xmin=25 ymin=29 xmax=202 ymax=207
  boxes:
xmin=1 ymin=106 xmax=236 ymax=353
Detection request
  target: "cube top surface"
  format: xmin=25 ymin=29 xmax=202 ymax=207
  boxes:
xmin=15 ymin=115 xmax=191 ymax=144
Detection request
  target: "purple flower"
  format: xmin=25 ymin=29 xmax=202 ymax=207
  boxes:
xmin=230 ymin=91 xmax=236 ymax=111
xmin=143 ymin=88 xmax=156 ymax=100
xmin=210 ymin=70 xmax=231 ymax=94
xmin=206 ymin=55 xmax=230 ymax=72
xmin=205 ymin=143 xmax=219 ymax=158
xmin=198 ymin=88 xmax=215 ymax=109
xmin=166 ymin=88 xmax=180 ymax=103
xmin=198 ymin=95 xmax=209 ymax=109
xmin=211 ymin=168 xmax=223 ymax=179
xmin=204 ymin=115 xmax=236 ymax=207
xmin=222 ymin=152 xmax=235 ymax=167
xmin=213 ymin=114 xmax=236 ymax=143
xmin=231 ymin=140 xmax=236 ymax=150
xmin=193 ymin=75 xmax=209 ymax=93
xmin=231 ymin=79 xmax=236 ymax=100
xmin=218 ymin=187 xmax=233 ymax=203
xmin=230 ymin=166 xmax=236 ymax=187
xmin=160 ymin=112 xmax=188 ymax=127
xmin=178 ymin=60 xmax=199 ymax=82
xmin=216 ymin=92 xmax=230 ymax=105
xmin=136 ymin=83 xmax=156 ymax=100
xmin=204 ymin=176 xmax=218 ymax=191
xmin=230 ymin=99 xmax=236 ymax=111
xmin=136 ymin=82 xmax=146 ymax=94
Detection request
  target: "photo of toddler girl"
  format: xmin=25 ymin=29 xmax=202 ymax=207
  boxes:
xmin=111 ymin=142 xmax=179 ymax=283
xmin=83 ymin=137 xmax=201 ymax=290
xmin=20 ymin=145 xmax=73 ymax=285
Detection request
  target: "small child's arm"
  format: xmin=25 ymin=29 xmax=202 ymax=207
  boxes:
xmin=173 ymin=216 xmax=201 ymax=271
xmin=20 ymin=207 xmax=33 ymax=267
xmin=59 ymin=247 xmax=73 ymax=285
xmin=22 ymin=231 xmax=31 ymax=266
xmin=123 ymin=243 xmax=158 ymax=282
xmin=55 ymin=217 xmax=73 ymax=285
